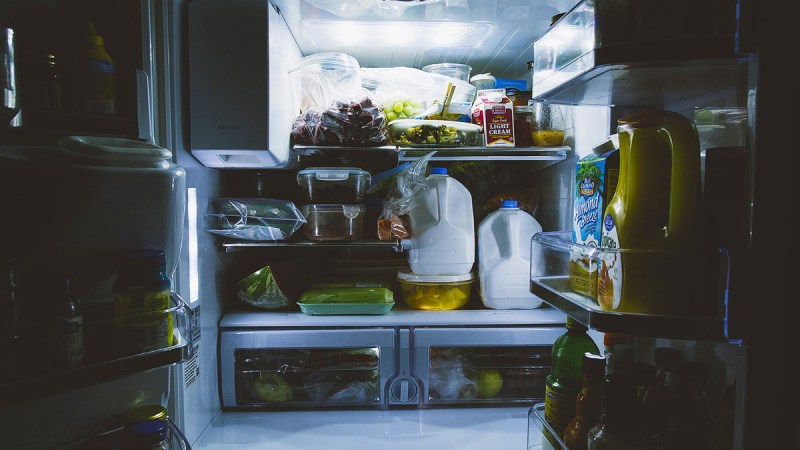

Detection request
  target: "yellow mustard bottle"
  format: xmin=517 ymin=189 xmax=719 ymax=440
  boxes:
xmin=79 ymin=21 xmax=117 ymax=115
xmin=598 ymin=110 xmax=705 ymax=315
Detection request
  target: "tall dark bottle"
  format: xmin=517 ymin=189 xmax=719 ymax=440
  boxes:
xmin=545 ymin=317 xmax=600 ymax=438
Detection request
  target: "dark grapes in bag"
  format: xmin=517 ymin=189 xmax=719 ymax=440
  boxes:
xmin=291 ymin=97 xmax=387 ymax=147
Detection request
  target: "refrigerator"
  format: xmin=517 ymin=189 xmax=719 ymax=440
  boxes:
xmin=0 ymin=0 xmax=789 ymax=449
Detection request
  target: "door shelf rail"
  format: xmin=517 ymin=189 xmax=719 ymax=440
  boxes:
xmin=529 ymin=231 xmax=730 ymax=340
xmin=0 ymin=292 xmax=194 ymax=403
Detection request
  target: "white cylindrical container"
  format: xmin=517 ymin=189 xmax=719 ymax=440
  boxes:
xmin=0 ymin=136 xmax=186 ymax=302
xmin=404 ymin=167 xmax=474 ymax=276
xmin=478 ymin=199 xmax=544 ymax=309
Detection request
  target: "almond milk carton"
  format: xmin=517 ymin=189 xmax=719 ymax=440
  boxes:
xmin=471 ymin=88 xmax=515 ymax=147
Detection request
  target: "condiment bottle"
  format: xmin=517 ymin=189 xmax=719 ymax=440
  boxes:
xmin=545 ymin=317 xmax=600 ymax=438
xmin=563 ymin=352 xmax=606 ymax=450
xmin=588 ymin=374 xmax=655 ymax=450
xmin=112 ymin=249 xmax=174 ymax=356
xmin=641 ymin=347 xmax=683 ymax=436
xmin=127 ymin=419 xmax=172 ymax=450
xmin=65 ymin=21 xmax=117 ymax=115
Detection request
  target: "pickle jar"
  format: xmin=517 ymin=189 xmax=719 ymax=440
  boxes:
xmin=112 ymin=249 xmax=174 ymax=356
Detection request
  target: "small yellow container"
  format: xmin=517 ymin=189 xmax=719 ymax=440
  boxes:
xmin=396 ymin=271 xmax=475 ymax=310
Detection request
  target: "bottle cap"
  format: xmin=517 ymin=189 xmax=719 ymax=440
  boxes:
xmin=500 ymin=199 xmax=518 ymax=209
xmin=582 ymin=352 xmax=606 ymax=375
xmin=129 ymin=419 xmax=169 ymax=444
xmin=126 ymin=404 xmax=167 ymax=424
xmin=430 ymin=167 xmax=447 ymax=175
xmin=565 ymin=316 xmax=587 ymax=331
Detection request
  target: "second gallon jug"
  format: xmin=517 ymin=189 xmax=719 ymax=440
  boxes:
xmin=404 ymin=167 xmax=474 ymax=276
xmin=478 ymin=199 xmax=544 ymax=309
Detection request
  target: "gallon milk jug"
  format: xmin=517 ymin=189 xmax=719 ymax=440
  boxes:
xmin=598 ymin=110 xmax=712 ymax=316
xmin=478 ymin=199 xmax=544 ymax=309
xmin=404 ymin=167 xmax=475 ymax=276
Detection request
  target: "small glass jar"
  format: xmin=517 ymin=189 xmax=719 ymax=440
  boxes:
xmin=128 ymin=419 xmax=172 ymax=450
xmin=530 ymin=101 xmax=566 ymax=147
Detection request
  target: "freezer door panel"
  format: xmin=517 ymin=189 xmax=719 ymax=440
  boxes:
xmin=220 ymin=329 xmax=396 ymax=408
xmin=413 ymin=327 xmax=564 ymax=406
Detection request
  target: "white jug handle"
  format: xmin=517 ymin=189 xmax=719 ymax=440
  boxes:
xmin=509 ymin=210 xmax=520 ymax=259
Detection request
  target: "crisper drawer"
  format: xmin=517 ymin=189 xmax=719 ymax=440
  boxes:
xmin=220 ymin=329 xmax=396 ymax=408
xmin=413 ymin=327 xmax=563 ymax=406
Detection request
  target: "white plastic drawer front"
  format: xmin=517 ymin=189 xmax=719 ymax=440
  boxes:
xmin=412 ymin=327 xmax=564 ymax=406
xmin=220 ymin=329 xmax=396 ymax=408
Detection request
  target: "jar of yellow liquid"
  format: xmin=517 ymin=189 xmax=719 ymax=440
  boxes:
xmin=531 ymin=101 xmax=566 ymax=146
xmin=598 ymin=110 xmax=715 ymax=316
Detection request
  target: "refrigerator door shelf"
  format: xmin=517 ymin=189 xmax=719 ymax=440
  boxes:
xmin=1 ymin=292 xmax=194 ymax=404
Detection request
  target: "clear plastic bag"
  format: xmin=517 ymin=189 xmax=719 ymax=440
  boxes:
xmin=428 ymin=349 xmax=477 ymax=401
xmin=205 ymin=198 xmax=306 ymax=241
xmin=237 ymin=262 xmax=303 ymax=310
xmin=290 ymin=96 xmax=388 ymax=147
xmin=373 ymin=151 xmax=436 ymax=240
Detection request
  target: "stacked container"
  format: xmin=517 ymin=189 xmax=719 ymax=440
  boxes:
xmin=296 ymin=167 xmax=370 ymax=241
xmin=397 ymin=167 xmax=476 ymax=310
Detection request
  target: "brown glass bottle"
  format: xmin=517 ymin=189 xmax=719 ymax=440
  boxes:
xmin=563 ymin=352 xmax=606 ymax=450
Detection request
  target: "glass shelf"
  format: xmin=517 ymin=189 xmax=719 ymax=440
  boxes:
xmin=223 ymin=238 xmax=403 ymax=252
xmin=529 ymin=0 xmax=745 ymax=106
xmin=0 ymin=292 xmax=194 ymax=404
xmin=529 ymin=232 xmax=729 ymax=340
xmin=61 ymin=416 xmax=191 ymax=450
xmin=293 ymin=145 xmax=570 ymax=162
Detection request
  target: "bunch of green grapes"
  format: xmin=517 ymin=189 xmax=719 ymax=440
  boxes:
xmin=382 ymin=96 xmax=424 ymax=123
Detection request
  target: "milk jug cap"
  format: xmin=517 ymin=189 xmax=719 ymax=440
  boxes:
xmin=500 ymin=199 xmax=518 ymax=209
xmin=430 ymin=167 xmax=448 ymax=175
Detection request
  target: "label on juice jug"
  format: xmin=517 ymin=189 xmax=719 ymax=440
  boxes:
xmin=598 ymin=213 xmax=622 ymax=310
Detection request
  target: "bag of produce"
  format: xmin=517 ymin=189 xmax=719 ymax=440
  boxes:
xmin=290 ymin=96 xmax=388 ymax=147
xmin=237 ymin=262 xmax=303 ymax=310
xmin=205 ymin=198 xmax=306 ymax=241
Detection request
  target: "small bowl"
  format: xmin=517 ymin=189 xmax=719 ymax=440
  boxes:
xmin=396 ymin=271 xmax=475 ymax=310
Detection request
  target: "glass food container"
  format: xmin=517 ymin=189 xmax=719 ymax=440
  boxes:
xmin=300 ymin=204 xmax=366 ymax=241
xmin=296 ymin=167 xmax=371 ymax=204
xmin=396 ymin=271 xmax=475 ymax=310
xmin=388 ymin=119 xmax=482 ymax=147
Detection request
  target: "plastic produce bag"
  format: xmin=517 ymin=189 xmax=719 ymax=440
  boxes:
xmin=361 ymin=67 xmax=476 ymax=122
xmin=428 ymin=349 xmax=477 ymax=401
xmin=373 ymin=151 xmax=436 ymax=240
xmin=237 ymin=262 xmax=303 ymax=310
xmin=290 ymin=96 xmax=388 ymax=147
xmin=205 ymin=198 xmax=305 ymax=241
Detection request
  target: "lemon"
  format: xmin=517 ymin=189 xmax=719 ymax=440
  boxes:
xmin=476 ymin=369 xmax=503 ymax=398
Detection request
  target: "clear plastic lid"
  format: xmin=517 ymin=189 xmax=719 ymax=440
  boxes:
xmin=56 ymin=136 xmax=172 ymax=168
xmin=288 ymin=52 xmax=360 ymax=74
xmin=396 ymin=270 xmax=475 ymax=283
xmin=297 ymin=167 xmax=370 ymax=181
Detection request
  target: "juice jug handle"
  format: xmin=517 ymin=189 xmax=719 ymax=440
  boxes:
xmin=662 ymin=121 xmax=700 ymax=243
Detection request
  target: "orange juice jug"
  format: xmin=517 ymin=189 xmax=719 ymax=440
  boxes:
xmin=598 ymin=110 xmax=710 ymax=315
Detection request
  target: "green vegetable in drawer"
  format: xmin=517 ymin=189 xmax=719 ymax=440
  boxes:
xmin=298 ymin=287 xmax=394 ymax=304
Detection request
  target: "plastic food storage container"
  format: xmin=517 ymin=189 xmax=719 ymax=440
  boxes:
xmin=421 ymin=63 xmax=472 ymax=82
xmin=296 ymin=167 xmax=371 ymax=203
xmin=288 ymin=52 xmax=361 ymax=113
xmin=300 ymin=204 xmax=366 ymax=241
xmin=396 ymin=271 xmax=475 ymax=310
xmin=388 ymin=119 xmax=482 ymax=147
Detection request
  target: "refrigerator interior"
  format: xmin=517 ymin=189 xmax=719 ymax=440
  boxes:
xmin=1 ymin=0 xmax=785 ymax=448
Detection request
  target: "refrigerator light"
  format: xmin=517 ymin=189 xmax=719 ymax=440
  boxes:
xmin=300 ymin=20 xmax=493 ymax=47
xmin=188 ymin=187 xmax=199 ymax=304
